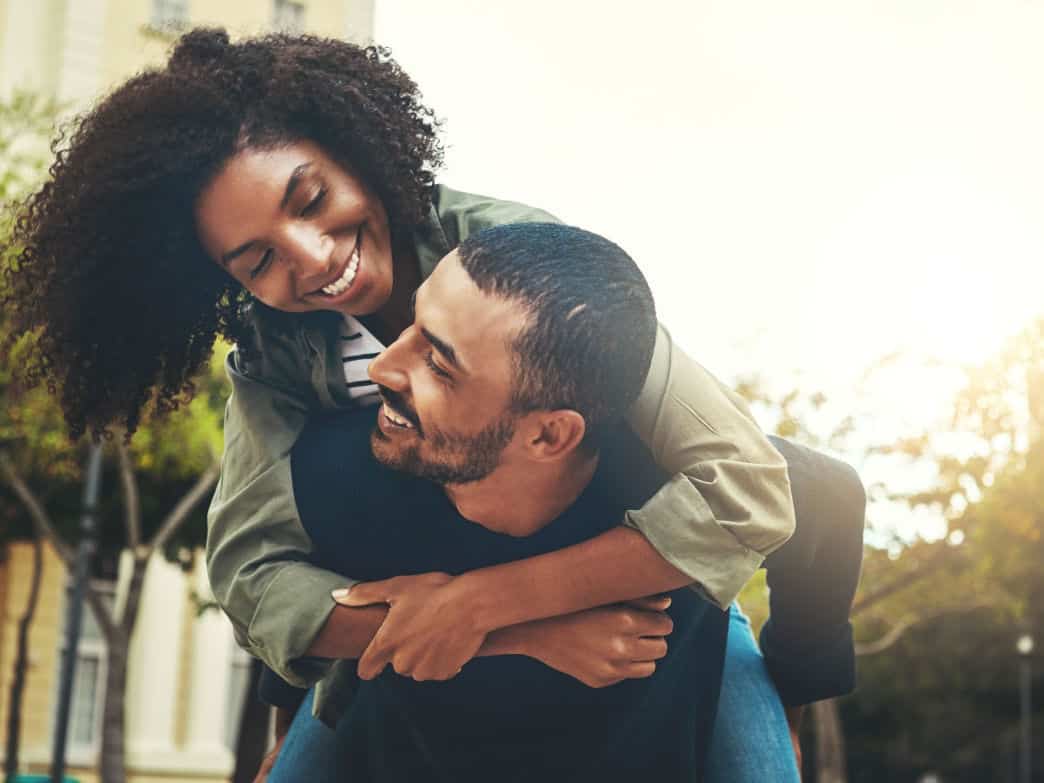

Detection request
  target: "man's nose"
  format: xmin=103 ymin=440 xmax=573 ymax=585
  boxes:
xmin=368 ymin=328 xmax=414 ymax=391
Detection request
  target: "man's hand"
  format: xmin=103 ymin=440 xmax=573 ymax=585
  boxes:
xmin=334 ymin=572 xmax=487 ymax=681
xmin=512 ymin=595 xmax=674 ymax=688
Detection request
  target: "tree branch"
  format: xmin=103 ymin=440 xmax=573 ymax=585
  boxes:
xmin=852 ymin=545 xmax=961 ymax=616
xmin=115 ymin=440 xmax=142 ymax=552
xmin=855 ymin=599 xmax=997 ymax=656
xmin=84 ymin=580 xmax=119 ymax=643
xmin=0 ymin=450 xmax=74 ymax=567
xmin=144 ymin=459 xmax=220 ymax=557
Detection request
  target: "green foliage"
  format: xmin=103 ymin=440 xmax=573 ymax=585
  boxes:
xmin=0 ymin=90 xmax=60 ymax=203
xmin=735 ymin=317 xmax=1044 ymax=780
xmin=0 ymin=90 xmax=231 ymax=560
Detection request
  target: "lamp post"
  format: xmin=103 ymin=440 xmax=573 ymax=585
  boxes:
xmin=1017 ymin=633 xmax=1034 ymax=783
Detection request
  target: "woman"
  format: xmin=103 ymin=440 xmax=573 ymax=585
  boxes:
xmin=5 ymin=28 xmax=811 ymax=780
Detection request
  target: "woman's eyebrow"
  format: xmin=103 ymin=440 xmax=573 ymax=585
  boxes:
xmin=221 ymin=240 xmax=256 ymax=266
xmin=280 ymin=162 xmax=313 ymax=209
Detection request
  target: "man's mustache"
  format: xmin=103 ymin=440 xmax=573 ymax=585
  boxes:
xmin=377 ymin=386 xmax=424 ymax=435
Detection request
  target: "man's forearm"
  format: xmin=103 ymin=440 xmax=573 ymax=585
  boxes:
xmin=454 ymin=526 xmax=692 ymax=633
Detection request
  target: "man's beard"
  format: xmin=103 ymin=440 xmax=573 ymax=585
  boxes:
xmin=371 ymin=415 xmax=517 ymax=485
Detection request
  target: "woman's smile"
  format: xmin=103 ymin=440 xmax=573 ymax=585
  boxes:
xmin=195 ymin=140 xmax=395 ymax=317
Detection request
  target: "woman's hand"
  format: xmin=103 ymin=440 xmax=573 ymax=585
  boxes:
xmin=513 ymin=596 xmax=674 ymax=688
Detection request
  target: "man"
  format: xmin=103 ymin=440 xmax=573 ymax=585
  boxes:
xmin=262 ymin=223 xmax=865 ymax=781
xmin=279 ymin=223 xmax=727 ymax=780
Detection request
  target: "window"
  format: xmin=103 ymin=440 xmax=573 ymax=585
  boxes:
xmin=273 ymin=0 xmax=306 ymax=33
xmin=58 ymin=580 xmax=114 ymax=761
xmin=151 ymin=0 xmax=189 ymax=32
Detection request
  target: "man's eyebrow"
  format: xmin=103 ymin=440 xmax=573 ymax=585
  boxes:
xmin=220 ymin=162 xmax=313 ymax=266
xmin=421 ymin=326 xmax=464 ymax=373
xmin=280 ymin=162 xmax=312 ymax=209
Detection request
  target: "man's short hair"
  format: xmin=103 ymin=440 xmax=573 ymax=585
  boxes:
xmin=456 ymin=222 xmax=657 ymax=443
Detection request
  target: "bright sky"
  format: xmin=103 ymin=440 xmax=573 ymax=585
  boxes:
xmin=375 ymin=0 xmax=1044 ymax=489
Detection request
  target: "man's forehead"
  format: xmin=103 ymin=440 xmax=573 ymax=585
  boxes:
xmin=418 ymin=253 xmax=528 ymax=363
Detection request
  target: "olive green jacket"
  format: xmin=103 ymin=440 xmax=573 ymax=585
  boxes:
xmin=205 ymin=185 xmax=795 ymax=709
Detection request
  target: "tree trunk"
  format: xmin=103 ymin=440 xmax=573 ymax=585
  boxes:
xmin=3 ymin=535 xmax=43 ymax=783
xmin=812 ymin=699 xmax=848 ymax=783
xmin=232 ymin=658 xmax=270 ymax=783
xmin=97 ymin=555 xmax=148 ymax=783
xmin=98 ymin=628 xmax=129 ymax=783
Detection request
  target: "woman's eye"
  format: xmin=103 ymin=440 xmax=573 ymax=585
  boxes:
xmin=250 ymin=249 xmax=274 ymax=279
xmin=425 ymin=351 xmax=451 ymax=380
xmin=300 ymin=187 xmax=327 ymax=217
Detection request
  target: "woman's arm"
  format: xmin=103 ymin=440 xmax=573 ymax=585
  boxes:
xmin=206 ymin=343 xmax=353 ymax=688
xmin=759 ymin=437 xmax=865 ymax=707
xmin=621 ymin=324 xmax=796 ymax=608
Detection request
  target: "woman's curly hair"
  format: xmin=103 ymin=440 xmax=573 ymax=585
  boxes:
xmin=2 ymin=28 xmax=443 ymax=439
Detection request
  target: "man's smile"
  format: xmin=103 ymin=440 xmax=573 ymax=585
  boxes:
xmin=378 ymin=387 xmax=423 ymax=435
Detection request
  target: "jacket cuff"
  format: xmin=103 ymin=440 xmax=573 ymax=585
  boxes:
xmin=247 ymin=563 xmax=357 ymax=687
xmin=623 ymin=474 xmax=764 ymax=610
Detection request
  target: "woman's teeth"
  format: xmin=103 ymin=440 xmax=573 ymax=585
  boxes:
xmin=321 ymin=247 xmax=360 ymax=296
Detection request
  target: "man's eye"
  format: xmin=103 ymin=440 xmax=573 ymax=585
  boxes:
xmin=300 ymin=187 xmax=327 ymax=217
xmin=250 ymin=249 xmax=274 ymax=279
xmin=425 ymin=351 xmax=451 ymax=379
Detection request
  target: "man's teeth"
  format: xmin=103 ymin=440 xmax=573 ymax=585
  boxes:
xmin=383 ymin=404 xmax=413 ymax=429
xmin=321 ymin=247 xmax=360 ymax=296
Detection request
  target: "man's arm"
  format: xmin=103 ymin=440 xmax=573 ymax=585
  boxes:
xmin=338 ymin=527 xmax=693 ymax=679
xmin=312 ymin=587 xmax=674 ymax=685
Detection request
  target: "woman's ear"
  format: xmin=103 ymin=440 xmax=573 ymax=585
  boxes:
xmin=522 ymin=409 xmax=588 ymax=461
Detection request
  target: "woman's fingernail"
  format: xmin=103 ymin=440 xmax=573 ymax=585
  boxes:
xmin=331 ymin=588 xmax=350 ymax=599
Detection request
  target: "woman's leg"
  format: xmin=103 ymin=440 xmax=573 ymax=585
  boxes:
xmin=705 ymin=604 xmax=802 ymax=782
xmin=267 ymin=689 xmax=352 ymax=783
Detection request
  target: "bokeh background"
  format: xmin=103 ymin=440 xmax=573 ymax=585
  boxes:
xmin=0 ymin=2 xmax=1041 ymax=781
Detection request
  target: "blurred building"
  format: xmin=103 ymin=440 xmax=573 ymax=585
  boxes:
xmin=0 ymin=0 xmax=374 ymax=107
xmin=0 ymin=5 xmax=374 ymax=782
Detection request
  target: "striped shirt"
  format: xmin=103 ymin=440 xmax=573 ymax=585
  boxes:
xmin=340 ymin=315 xmax=384 ymax=406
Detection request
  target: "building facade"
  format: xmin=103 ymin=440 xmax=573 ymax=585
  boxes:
xmin=0 ymin=2 xmax=374 ymax=781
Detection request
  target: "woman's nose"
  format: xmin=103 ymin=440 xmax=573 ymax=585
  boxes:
xmin=283 ymin=225 xmax=334 ymax=283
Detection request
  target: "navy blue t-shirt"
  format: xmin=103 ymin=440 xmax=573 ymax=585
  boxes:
xmin=292 ymin=406 xmax=728 ymax=782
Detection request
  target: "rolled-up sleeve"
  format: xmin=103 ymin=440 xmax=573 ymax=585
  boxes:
xmin=623 ymin=325 xmax=796 ymax=609
xmin=205 ymin=352 xmax=352 ymax=688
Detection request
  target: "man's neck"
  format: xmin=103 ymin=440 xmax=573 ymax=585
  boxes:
xmin=444 ymin=451 xmax=599 ymax=537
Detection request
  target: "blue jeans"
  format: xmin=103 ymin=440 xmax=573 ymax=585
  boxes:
xmin=705 ymin=604 xmax=801 ymax=782
xmin=268 ymin=604 xmax=798 ymax=782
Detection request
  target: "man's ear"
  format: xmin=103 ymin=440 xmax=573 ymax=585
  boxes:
xmin=522 ymin=409 xmax=587 ymax=461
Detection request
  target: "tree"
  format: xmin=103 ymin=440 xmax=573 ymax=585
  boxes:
xmin=0 ymin=90 xmax=232 ymax=783
xmin=734 ymin=322 xmax=1044 ymax=782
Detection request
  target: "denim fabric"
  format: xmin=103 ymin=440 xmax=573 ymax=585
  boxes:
xmin=705 ymin=604 xmax=801 ymax=783
xmin=267 ymin=689 xmax=348 ymax=783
